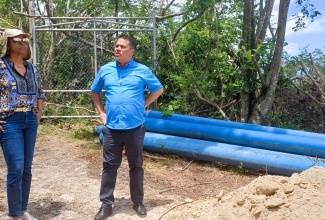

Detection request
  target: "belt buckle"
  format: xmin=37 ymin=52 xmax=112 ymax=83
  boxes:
xmin=16 ymin=107 xmax=32 ymax=112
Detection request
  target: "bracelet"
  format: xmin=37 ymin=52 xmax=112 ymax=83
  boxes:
xmin=37 ymin=108 xmax=43 ymax=113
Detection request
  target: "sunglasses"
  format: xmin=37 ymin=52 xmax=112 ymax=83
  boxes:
xmin=11 ymin=37 xmax=30 ymax=44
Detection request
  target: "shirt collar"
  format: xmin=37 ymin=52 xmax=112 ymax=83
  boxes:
xmin=116 ymin=58 xmax=134 ymax=68
xmin=5 ymin=57 xmax=27 ymax=67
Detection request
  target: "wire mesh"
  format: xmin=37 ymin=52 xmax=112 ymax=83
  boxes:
xmin=32 ymin=17 xmax=155 ymax=118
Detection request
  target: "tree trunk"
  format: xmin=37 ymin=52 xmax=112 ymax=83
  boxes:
xmin=249 ymin=0 xmax=291 ymax=124
xmin=239 ymin=0 xmax=256 ymax=122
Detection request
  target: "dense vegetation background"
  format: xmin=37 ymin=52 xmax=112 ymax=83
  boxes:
xmin=1 ymin=0 xmax=324 ymax=133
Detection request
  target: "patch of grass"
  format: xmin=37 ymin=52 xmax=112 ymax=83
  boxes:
xmin=73 ymin=127 xmax=98 ymax=141
xmin=38 ymin=118 xmax=101 ymax=142
xmin=231 ymin=162 xmax=249 ymax=175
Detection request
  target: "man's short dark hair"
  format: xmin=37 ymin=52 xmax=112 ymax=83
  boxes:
xmin=118 ymin=35 xmax=137 ymax=50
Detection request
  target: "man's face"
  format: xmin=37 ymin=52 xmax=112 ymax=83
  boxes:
xmin=114 ymin=38 xmax=135 ymax=66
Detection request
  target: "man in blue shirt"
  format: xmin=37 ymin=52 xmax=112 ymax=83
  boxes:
xmin=91 ymin=35 xmax=163 ymax=220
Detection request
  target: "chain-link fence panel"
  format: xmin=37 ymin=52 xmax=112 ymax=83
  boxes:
xmin=32 ymin=17 xmax=156 ymax=118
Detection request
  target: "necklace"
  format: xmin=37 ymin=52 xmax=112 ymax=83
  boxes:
xmin=6 ymin=58 xmax=24 ymax=69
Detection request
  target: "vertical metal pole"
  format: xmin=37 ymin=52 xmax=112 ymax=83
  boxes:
xmin=20 ymin=0 xmax=23 ymax=28
xmin=93 ymin=20 xmax=98 ymax=76
xmin=152 ymin=10 xmax=157 ymax=73
xmin=152 ymin=10 xmax=158 ymax=109
xmin=29 ymin=0 xmax=36 ymax=64
xmin=93 ymin=20 xmax=99 ymax=114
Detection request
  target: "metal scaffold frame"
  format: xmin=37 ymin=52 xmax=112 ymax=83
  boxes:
xmin=28 ymin=0 xmax=157 ymax=118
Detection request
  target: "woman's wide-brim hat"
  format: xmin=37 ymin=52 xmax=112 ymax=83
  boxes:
xmin=1 ymin=29 xmax=32 ymax=59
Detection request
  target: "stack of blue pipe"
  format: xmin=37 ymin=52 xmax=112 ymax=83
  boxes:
xmin=143 ymin=111 xmax=325 ymax=176
xmin=96 ymin=111 xmax=325 ymax=176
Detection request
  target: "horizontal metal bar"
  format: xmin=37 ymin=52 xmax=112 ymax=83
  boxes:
xmin=42 ymin=115 xmax=99 ymax=118
xmin=44 ymin=90 xmax=91 ymax=92
xmin=35 ymin=16 xmax=153 ymax=20
xmin=36 ymin=19 xmax=152 ymax=29
xmin=36 ymin=20 xmax=93 ymax=28
xmin=98 ymin=20 xmax=152 ymax=29
xmin=36 ymin=28 xmax=154 ymax=32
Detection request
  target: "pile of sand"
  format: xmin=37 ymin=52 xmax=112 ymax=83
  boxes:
xmin=165 ymin=166 xmax=325 ymax=220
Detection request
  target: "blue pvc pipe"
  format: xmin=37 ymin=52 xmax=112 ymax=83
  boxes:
xmin=145 ymin=111 xmax=325 ymax=140
xmin=99 ymin=132 xmax=103 ymax=144
xmin=96 ymin=125 xmax=104 ymax=135
xmin=144 ymin=118 xmax=325 ymax=158
xmin=96 ymin=125 xmax=105 ymax=144
xmin=144 ymin=132 xmax=325 ymax=176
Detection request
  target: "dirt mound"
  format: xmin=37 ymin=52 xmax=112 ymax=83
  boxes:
xmin=164 ymin=166 xmax=325 ymax=220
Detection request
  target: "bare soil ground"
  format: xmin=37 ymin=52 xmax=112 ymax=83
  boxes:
xmin=0 ymin=123 xmax=259 ymax=220
xmin=1 ymin=122 xmax=324 ymax=220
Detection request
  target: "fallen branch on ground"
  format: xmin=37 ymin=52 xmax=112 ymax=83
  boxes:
xmin=143 ymin=153 xmax=167 ymax=160
xmin=159 ymin=182 xmax=212 ymax=194
xmin=157 ymin=201 xmax=192 ymax=220
xmin=179 ymin=160 xmax=193 ymax=171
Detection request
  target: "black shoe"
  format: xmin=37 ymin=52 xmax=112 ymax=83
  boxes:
xmin=94 ymin=206 xmax=113 ymax=220
xmin=132 ymin=202 xmax=147 ymax=218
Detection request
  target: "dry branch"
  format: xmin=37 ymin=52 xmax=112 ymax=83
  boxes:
xmin=143 ymin=153 xmax=167 ymax=160
xmin=179 ymin=160 xmax=193 ymax=171
xmin=157 ymin=201 xmax=191 ymax=220
xmin=291 ymin=53 xmax=325 ymax=107
xmin=159 ymin=182 xmax=213 ymax=194
xmin=194 ymin=89 xmax=229 ymax=120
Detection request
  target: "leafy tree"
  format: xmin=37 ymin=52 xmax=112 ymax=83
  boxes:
xmin=217 ymin=0 xmax=321 ymax=124
xmin=1 ymin=0 xmax=323 ymax=127
xmin=158 ymin=0 xmax=321 ymax=125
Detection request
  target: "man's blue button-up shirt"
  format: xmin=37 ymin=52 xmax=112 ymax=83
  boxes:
xmin=91 ymin=59 xmax=163 ymax=130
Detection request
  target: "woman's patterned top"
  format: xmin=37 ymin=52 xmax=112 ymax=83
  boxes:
xmin=0 ymin=57 xmax=45 ymax=118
